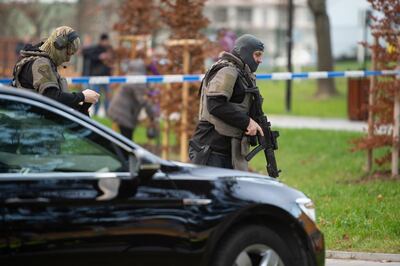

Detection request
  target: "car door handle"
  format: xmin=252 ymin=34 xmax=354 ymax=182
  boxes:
xmin=5 ymin=197 xmax=50 ymax=203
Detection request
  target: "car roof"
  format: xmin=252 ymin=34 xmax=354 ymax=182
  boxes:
xmin=0 ymin=84 xmax=169 ymax=165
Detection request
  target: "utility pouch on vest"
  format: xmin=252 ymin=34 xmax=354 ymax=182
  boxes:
xmin=189 ymin=140 xmax=211 ymax=165
xmin=231 ymin=138 xmax=248 ymax=171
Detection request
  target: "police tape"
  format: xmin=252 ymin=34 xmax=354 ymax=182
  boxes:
xmin=0 ymin=70 xmax=399 ymax=85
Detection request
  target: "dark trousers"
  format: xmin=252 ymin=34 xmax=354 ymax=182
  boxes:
xmin=119 ymin=125 xmax=134 ymax=140
xmin=189 ymin=144 xmax=233 ymax=169
xmin=206 ymin=152 xmax=233 ymax=169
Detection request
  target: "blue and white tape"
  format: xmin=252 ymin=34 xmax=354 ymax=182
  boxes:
xmin=0 ymin=70 xmax=399 ymax=85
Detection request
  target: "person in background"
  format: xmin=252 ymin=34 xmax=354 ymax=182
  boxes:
xmin=12 ymin=26 xmax=99 ymax=115
xmin=107 ymin=50 xmax=157 ymax=140
xmin=82 ymin=33 xmax=113 ymax=116
xmin=218 ymin=28 xmax=237 ymax=52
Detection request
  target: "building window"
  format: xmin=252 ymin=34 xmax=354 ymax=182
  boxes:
xmin=214 ymin=7 xmax=228 ymax=23
xmin=237 ymin=7 xmax=252 ymax=24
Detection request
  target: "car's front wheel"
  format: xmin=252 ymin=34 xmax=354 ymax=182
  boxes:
xmin=210 ymin=225 xmax=295 ymax=266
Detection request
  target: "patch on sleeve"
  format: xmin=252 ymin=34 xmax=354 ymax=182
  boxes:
xmin=206 ymin=66 xmax=238 ymax=100
xmin=37 ymin=64 xmax=55 ymax=83
xmin=32 ymin=58 xmax=59 ymax=93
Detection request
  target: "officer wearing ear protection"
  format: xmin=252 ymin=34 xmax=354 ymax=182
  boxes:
xmin=12 ymin=26 xmax=99 ymax=115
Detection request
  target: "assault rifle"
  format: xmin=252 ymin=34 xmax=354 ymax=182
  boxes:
xmin=245 ymin=87 xmax=281 ymax=178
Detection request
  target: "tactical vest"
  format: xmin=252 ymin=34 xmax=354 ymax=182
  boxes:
xmin=199 ymin=53 xmax=257 ymax=139
xmin=12 ymin=50 xmax=68 ymax=93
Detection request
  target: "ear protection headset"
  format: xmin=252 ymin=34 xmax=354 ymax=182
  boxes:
xmin=54 ymin=31 xmax=79 ymax=50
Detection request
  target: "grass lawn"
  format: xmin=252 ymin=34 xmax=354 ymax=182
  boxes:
xmin=258 ymin=79 xmax=348 ymax=118
xmin=258 ymin=60 xmax=368 ymax=118
xmin=94 ymin=116 xmax=400 ymax=253
xmin=250 ymin=128 xmax=400 ymax=253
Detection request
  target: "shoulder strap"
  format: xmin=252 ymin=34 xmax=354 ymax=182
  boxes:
xmin=236 ymin=67 xmax=255 ymax=90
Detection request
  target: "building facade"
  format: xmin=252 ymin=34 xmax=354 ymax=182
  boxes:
xmin=204 ymin=0 xmax=316 ymax=67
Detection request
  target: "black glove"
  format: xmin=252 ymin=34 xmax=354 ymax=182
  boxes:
xmin=78 ymin=102 xmax=92 ymax=117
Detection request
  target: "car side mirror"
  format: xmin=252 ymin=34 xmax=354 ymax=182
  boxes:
xmin=129 ymin=149 xmax=161 ymax=180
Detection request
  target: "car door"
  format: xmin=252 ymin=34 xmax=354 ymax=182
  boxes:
xmin=0 ymin=94 xmax=191 ymax=265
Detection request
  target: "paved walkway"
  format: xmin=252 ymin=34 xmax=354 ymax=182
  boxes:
xmin=268 ymin=115 xmax=367 ymax=132
xmin=327 ymin=259 xmax=400 ymax=266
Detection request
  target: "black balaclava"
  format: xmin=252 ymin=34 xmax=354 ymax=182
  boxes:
xmin=232 ymin=34 xmax=264 ymax=72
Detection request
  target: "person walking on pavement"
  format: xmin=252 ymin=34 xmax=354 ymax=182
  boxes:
xmin=189 ymin=34 xmax=265 ymax=170
xmin=11 ymin=26 xmax=99 ymax=115
xmin=82 ymin=33 xmax=114 ymax=116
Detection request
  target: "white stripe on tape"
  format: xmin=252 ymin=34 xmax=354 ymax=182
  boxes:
xmin=90 ymin=76 xmax=109 ymax=84
xmin=308 ymin=72 xmax=328 ymax=79
xmin=126 ymin=75 xmax=147 ymax=84
xmin=271 ymin=72 xmax=292 ymax=80
xmin=163 ymin=75 xmax=184 ymax=83
xmin=344 ymin=71 xmax=365 ymax=78
xmin=382 ymin=70 xmax=400 ymax=76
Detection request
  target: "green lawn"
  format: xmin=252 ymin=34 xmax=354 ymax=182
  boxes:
xmin=259 ymin=79 xmax=348 ymax=118
xmin=258 ymin=60 xmax=368 ymax=118
xmin=250 ymin=128 xmax=400 ymax=253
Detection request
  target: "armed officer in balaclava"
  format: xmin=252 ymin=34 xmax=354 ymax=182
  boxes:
xmin=189 ymin=34 xmax=265 ymax=170
xmin=12 ymin=26 xmax=99 ymax=115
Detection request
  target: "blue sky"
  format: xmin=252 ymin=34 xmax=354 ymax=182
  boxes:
xmin=327 ymin=0 xmax=370 ymax=57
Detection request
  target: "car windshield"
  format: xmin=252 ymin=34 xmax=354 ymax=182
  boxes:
xmin=0 ymin=88 xmax=175 ymax=172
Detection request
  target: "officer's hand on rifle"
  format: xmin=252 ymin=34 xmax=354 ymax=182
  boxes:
xmin=246 ymin=118 xmax=264 ymax=136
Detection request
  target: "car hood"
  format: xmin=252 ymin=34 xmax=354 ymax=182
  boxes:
xmin=170 ymin=161 xmax=275 ymax=180
xmin=168 ymin=162 xmax=308 ymax=218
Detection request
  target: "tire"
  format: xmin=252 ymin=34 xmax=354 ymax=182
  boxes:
xmin=210 ymin=225 xmax=296 ymax=266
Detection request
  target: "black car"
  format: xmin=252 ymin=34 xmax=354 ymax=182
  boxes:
xmin=0 ymin=85 xmax=324 ymax=266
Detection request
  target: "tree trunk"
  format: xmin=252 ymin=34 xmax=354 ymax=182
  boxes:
xmin=76 ymin=0 xmax=95 ymax=35
xmin=308 ymin=0 xmax=338 ymax=98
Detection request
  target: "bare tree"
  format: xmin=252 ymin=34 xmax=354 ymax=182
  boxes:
xmin=308 ymin=0 xmax=338 ymax=97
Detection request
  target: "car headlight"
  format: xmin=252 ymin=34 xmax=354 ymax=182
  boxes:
xmin=296 ymin=198 xmax=316 ymax=222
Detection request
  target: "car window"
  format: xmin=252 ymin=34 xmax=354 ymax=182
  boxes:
xmin=0 ymin=98 xmax=128 ymax=174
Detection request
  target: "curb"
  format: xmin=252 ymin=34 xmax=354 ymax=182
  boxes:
xmin=327 ymin=250 xmax=400 ymax=262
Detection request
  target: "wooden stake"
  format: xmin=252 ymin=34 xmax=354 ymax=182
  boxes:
xmin=392 ymin=36 xmax=400 ymax=178
xmin=180 ymin=44 xmax=190 ymax=162
xmin=117 ymin=34 xmax=152 ymax=74
xmin=161 ymin=118 xmax=170 ymax=160
xmin=162 ymin=85 xmax=171 ymax=160
xmin=163 ymin=38 xmax=203 ymax=161
xmin=367 ymin=36 xmax=378 ymax=172
xmin=392 ymin=88 xmax=400 ymax=177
